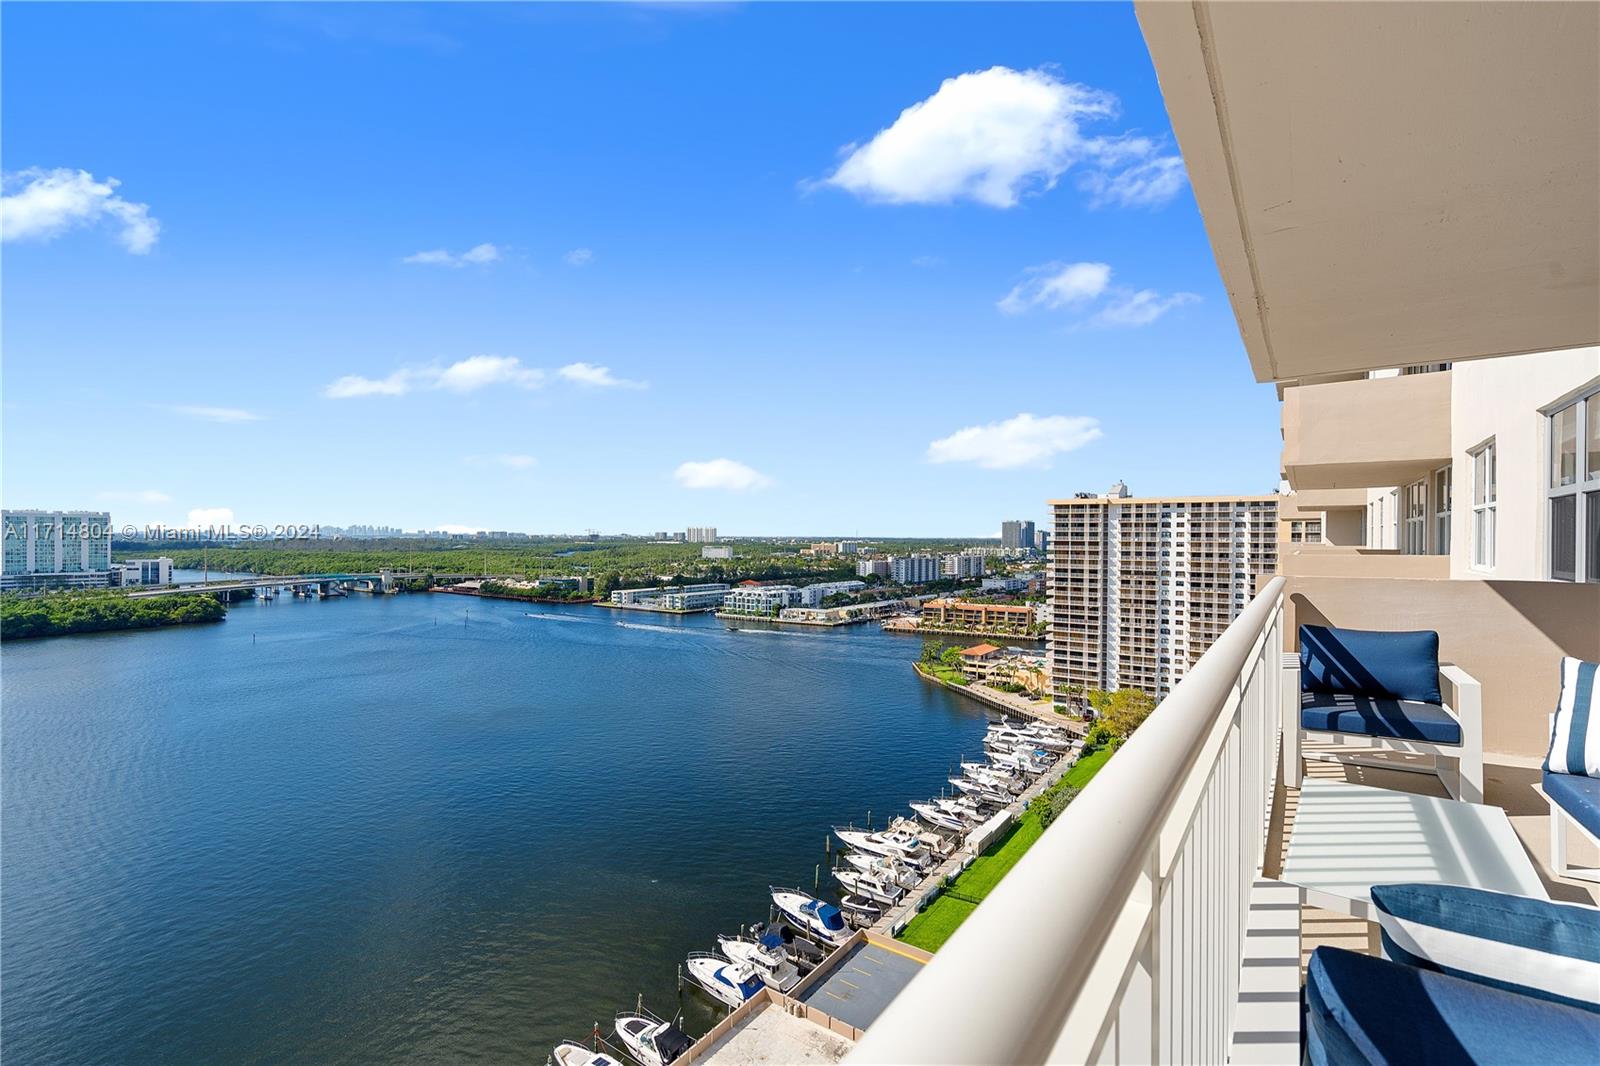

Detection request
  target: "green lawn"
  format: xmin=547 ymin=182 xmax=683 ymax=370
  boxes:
xmin=896 ymin=745 xmax=1114 ymax=953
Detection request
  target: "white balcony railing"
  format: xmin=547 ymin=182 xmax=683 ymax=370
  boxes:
xmin=849 ymin=576 xmax=1286 ymax=1065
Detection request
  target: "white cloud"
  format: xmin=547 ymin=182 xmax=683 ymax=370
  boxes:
xmin=1080 ymin=152 xmax=1188 ymax=209
xmin=1 ymin=168 xmax=160 ymax=253
xmin=434 ymin=354 xmax=543 ymax=393
xmin=322 ymin=370 xmax=414 ymax=399
xmin=564 ymin=247 xmax=594 ymax=266
xmin=1090 ymin=289 xmax=1200 ymax=327
xmin=818 ymin=66 xmax=1186 ymax=210
xmin=97 ymin=489 xmax=172 ymax=504
xmin=673 ymin=458 xmax=774 ymax=492
xmin=170 ymin=405 xmax=264 ymax=423
xmin=998 ymin=261 xmax=1111 ymax=314
xmin=402 ymin=242 xmax=502 ymax=268
xmin=322 ymin=356 xmax=544 ymax=399
xmin=558 ymin=362 xmax=646 ymax=389
xmin=187 ymin=507 xmax=235 ymax=529
xmin=927 ymin=413 xmax=1102 ymax=470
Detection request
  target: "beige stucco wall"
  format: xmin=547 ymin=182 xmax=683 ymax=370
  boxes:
xmin=1450 ymin=347 xmax=1600 ymax=580
xmin=1286 ymin=576 xmax=1600 ymax=757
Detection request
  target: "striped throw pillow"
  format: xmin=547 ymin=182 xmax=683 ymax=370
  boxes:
xmin=1546 ymin=657 xmax=1600 ymax=777
xmin=1372 ymin=883 xmax=1600 ymax=1013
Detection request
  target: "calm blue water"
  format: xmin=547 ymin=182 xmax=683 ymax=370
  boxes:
xmin=1 ymin=594 xmax=988 ymax=1064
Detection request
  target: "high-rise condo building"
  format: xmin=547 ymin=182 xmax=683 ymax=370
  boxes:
xmin=1047 ymin=487 xmax=1279 ymax=705
xmin=685 ymin=527 xmax=718 ymax=543
xmin=1001 ymin=519 xmax=1036 ymax=550
xmin=1 ymin=510 xmax=115 ymax=591
xmin=889 ymin=554 xmax=941 ymax=584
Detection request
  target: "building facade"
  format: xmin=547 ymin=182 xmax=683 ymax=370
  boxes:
xmin=685 ymin=527 xmax=718 ymax=543
xmin=654 ymin=584 xmax=730 ymax=611
xmin=1 ymin=510 xmax=115 ymax=591
xmin=1001 ymin=520 xmax=1036 ymax=550
xmin=1047 ymin=489 xmax=1280 ymax=704
xmin=889 ymin=554 xmax=941 ymax=584
xmin=722 ymin=585 xmax=800 ymax=614
xmin=700 ymin=544 xmax=733 ymax=560
xmin=941 ymin=551 xmax=987 ymax=579
xmin=113 ymin=557 xmax=175 ymax=586
xmin=922 ymin=599 xmax=1036 ymax=630
xmin=796 ymin=579 xmax=866 ymax=607
xmin=855 ymin=558 xmax=891 ymax=579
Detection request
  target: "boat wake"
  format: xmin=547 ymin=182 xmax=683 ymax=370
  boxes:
xmin=523 ymin=613 xmax=597 ymax=624
xmin=615 ymin=621 xmax=703 ymax=635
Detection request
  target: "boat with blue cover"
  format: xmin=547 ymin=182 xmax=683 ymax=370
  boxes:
xmin=769 ymin=887 xmax=852 ymax=946
xmin=684 ymin=952 xmax=766 ymax=1009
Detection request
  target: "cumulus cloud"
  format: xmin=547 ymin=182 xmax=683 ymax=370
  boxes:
xmin=564 ymin=247 xmax=594 ymax=266
xmin=818 ymin=67 xmax=1185 ymax=210
xmin=402 ymin=242 xmax=502 ymax=267
xmin=97 ymin=489 xmax=172 ymax=504
xmin=927 ymin=413 xmax=1102 ymax=470
xmin=558 ymin=362 xmax=646 ymax=389
xmin=1090 ymin=289 xmax=1200 ymax=327
xmin=673 ymin=458 xmax=774 ymax=492
xmin=1 ymin=168 xmax=160 ymax=253
xmin=324 ymin=356 xmax=544 ymax=398
xmin=998 ymin=261 xmax=1112 ymax=314
xmin=187 ymin=507 xmax=236 ymax=528
xmin=170 ymin=405 xmax=264 ymax=423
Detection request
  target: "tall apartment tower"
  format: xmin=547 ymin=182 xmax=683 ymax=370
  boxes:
xmin=1048 ymin=489 xmax=1279 ymax=705
xmin=685 ymin=527 xmax=718 ymax=543
xmin=1 ymin=509 xmax=115 ymax=591
xmin=1001 ymin=519 xmax=1036 ymax=550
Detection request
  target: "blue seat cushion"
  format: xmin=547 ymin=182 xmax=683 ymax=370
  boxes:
xmin=1546 ymin=768 xmax=1600 ymax=841
xmin=1300 ymin=624 xmax=1442 ymax=704
xmin=1302 ymin=690 xmax=1462 ymax=745
xmin=1305 ymin=946 xmax=1600 ymax=1066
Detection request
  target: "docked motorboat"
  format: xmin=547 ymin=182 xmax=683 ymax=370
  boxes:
xmin=962 ymin=765 xmax=1021 ymax=795
xmin=948 ymin=776 xmax=1009 ymax=806
xmin=833 ymin=867 xmax=905 ymax=905
xmin=833 ymin=827 xmax=933 ymax=869
xmin=909 ymin=801 xmax=968 ymax=833
xmin=991 ymin=747 xmax=1050 ymax=774
xmin=717 ymin=934 xmax=802 ymax=993
xmin=749 ymin=922 xmax=826 ymax=972
xmin=685 ymin=952 xmax=765 ymax=1010
xmin=962 ymin=759 xmax=1021 ymax=784
xmin=934 ymin=796 xmax=985 ymax=823
xmin=552 ymin=1042 xmax=624 ymax=1066
xmin=839 ymin=849 xmax=921 ymax=888
xmin=614 ymin=1013 xmax=692 ymax=1066
xmin=770 ymin=887 xmax=852 ymax=946
xmin=839 ymin=894 xmax=882 ymax=925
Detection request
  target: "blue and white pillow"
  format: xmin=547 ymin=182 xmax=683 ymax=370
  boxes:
xmin=1546 ymin=657 xmax=1600 ymax=777
xmin=1372 ymin=883 xmax=1600 ymax=1013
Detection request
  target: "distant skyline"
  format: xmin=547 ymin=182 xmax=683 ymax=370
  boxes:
xmin=1 ymin=4 xmax=1280 ymax=536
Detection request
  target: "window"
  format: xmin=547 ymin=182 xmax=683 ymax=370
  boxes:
xmin=1403 ymin=480 xmax=1428 ymax=554
xmin=1471 ymin=441 xmax=1496 ymax=571
xmin=1547 ymin=386 xmax=1600 ymax=582
xmin=1433 ymin=466 xmax=1452 ymax=555
xmin=1288 ymin=519 xmax=1322 ymax=544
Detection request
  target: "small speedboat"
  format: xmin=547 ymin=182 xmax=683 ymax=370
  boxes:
xmin=770 ymin=887 xmax=852 ymax=946
xmin=614 ymin=1013 xmax=692 ymax=1066
xmin=833 ymin=827 xmax=934 ymax=869
xmin=717 ymin=934 xmax=801 ymax=993
xmin=834 ymin=867 xmax=905 ymax=905
xmin=553 ymin=1042 xmax=624 ymax=1066
xmin=910 ymin=801 xmax=968 ymax=833
xmin=840 ymin=894 xmax=882 ymax=924
xmin=685 ymin=952 xmax=765 ymax=1009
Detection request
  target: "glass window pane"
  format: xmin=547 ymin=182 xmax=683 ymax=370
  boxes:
xmin=1553 ymin=404 xmax=1578 ymax=487
xmin=1587 ymin=395 xmax=1599 ymax=481
xmin=1551 ymin=495 xmax=1577 ymax=581
xmin=1474 ymin=449 xmax=1487 ymax=505
xmin=1587 ymin=491 xmax=1599 ymax=582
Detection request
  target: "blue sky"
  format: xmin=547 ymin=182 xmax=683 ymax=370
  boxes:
xmin=1 ymin=3 xmax=1279 ymax=537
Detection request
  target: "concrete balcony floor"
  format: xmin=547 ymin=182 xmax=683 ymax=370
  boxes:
xmin=1265 ymin=744 xmax=1599 ymax=968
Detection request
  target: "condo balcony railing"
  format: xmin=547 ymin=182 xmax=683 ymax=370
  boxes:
xmin=849 ymin=576 xmax=1286 ymax=1065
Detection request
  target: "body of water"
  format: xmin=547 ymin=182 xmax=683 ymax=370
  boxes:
xmin=1 ymin=594 xmax=991 ymax=1064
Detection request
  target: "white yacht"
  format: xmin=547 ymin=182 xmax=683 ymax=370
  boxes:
xmin=935 ymin=796 xmax=985 ymax=823
xmin=838 ymin=849 xmax=921 ymax=888
xmin=834 ymin=867 xmax=905 ymax=905
xmin=716 ymin=934 xmax=802 ymax=993
xmin=948 ymin=776 xmax=1009 ymax=806
xmin=909 ymin=801 xmax=968 ymax=833
xmin=552 ymin=1042 xmax=623 ymax=1066
xmin=839 ymin=894 xmax=882 ymax=925
xmin=613 ymin=1013 xmax=692 ymax=1066
xmin=770 ymin=887 xmax=852 ymax=946
xmin=833 ymin=827 xmax=933 ymax=869
xmin=685 ymin=952 xmax=765 ymax=1010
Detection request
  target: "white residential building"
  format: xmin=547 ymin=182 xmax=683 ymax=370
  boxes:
xmin=855 ymin=558 xmax=890 ymax=579
xmin=1048 ymin=488 xmax=1280 ymax=703
xmin=835 ymin=540 xmax=862 ymax=555
xmin=655 ymin=584 xmax=730 ymax=611
xmin=721 ymin=585 xmax=800 ymax=614
xmin=941 ymin=551 xmax=986 ymax=579
xmin=685 ymin=527 xmax=718 ymax=543
xmin=1001 ymin=519 xmax=1036 ymax=550
xmin=796 ymin=579 xmax=865 ymax=607
xmin=889 ymin=554 xmax=941 ymax=584
xmin=700 ymin=544 xmax=733 ymax=560
xmin=114 ymin=557 xmax=175 ymax=586
xmin=1 ymin=510 xmax=115 ymax=590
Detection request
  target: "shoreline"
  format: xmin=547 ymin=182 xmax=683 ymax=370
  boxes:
xmin=911 ymin=662 xmax=1080 ymax=730
xmin=883 ymin=622 xmax=1044 ymax=642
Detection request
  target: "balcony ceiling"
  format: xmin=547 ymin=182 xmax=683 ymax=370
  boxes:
xmin=1137 ymin=2 xmax=1600 ymax=384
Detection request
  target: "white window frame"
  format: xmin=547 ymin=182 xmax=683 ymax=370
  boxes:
xmin=1545 ymin=383 xmax=1600 ymax=582
xmin=1402 ymin=479 xmax=1428 ymax=555
xmin=1432 ymin=465 xmax=1452 ymax=557
xmin=1470 ymin=440 xmax=1497 ymax=572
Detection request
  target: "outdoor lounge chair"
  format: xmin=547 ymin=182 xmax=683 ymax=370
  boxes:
xmin=1285 ymin=624 xmax=1483 ymax=803
xmin=1541 ymin=657 xmax=1600 ymax=884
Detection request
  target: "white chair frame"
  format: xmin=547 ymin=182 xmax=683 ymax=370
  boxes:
xmin=1541 ymin=712 xmax=1600 ymax=884
xmin=1282 ymin=655 xmax=1483 ymax=804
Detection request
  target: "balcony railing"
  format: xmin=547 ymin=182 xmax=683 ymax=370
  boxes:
xmin=849 ymin=576 xmax=1286 ymax=1064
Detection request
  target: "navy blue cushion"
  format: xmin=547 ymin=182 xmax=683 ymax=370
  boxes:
xmin=1546 ymin=769 xmax=1600 ymax=841
xmin=1305 ymin=946 xmax=1600 ymax=1066
xmin=1300 ymin=624 xmax=1442 ymax=703
xmin=1302 ymin=691 xmax=1462 ymax=745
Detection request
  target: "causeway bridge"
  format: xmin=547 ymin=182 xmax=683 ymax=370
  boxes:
xmin=127 ymin=572 xmax=457 ymax=601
